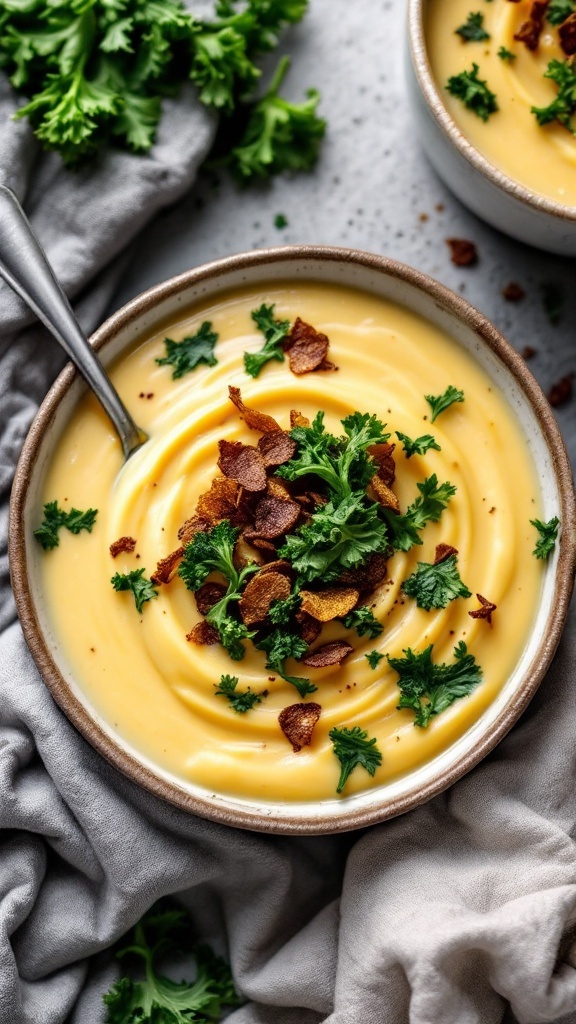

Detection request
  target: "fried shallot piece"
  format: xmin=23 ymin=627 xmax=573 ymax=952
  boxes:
xmin=279 ymin=702 xmax=322 ymax=752
xmin=186 ymin=621 xmax=220 ymax=645
xmin=300 ymin=587 xmax=359 ymax=622
xmin=151 ymin=546 xmax=184 ymax=585
xmin=109 ymin=536 xmax=137 ymax=558
xmin=368 ymin=442 xmax=396 ymax=486
xmin=239 ymin=570 xmax=291 ymax=626
xmin=228 ymin=385 xmax=280 ymax=433
xmin=434 ymin=543 xmax=458 ymax=565
xmin=469 ymin=593 xmax=497 ymax=626
xmin=284 ymin=318 xmax=330 ymax=375
xmin=218 ymin=440 xmax=267 ymax=492
xmin=514 ymin=0 xmax=549 ymax=50
xmin=559 ymin=13 xmax=576 ymax=55
xmin=369 ymin=475 xmax=400 ymax=513
xmin=302 ymin=640 xmax=354 ymax=668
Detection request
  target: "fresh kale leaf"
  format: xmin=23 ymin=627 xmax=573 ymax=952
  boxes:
xmin=388 ymin=640 xmax=482 ymax=728
xmin=497 ymin=45 xmax=516 ymax=61
xmin=530 ymin=516 xmax=560 ymax=559
xmin=256 ymin=629 xmax=315 ymax=697
xmin=243 ymin=302 xmax=290 ymax=377
xmin=446 ymin=63 xmax=498 ymax=121
xmin=103 ymin=901 xmax=241 ymax=1023
xmin=532 ymin=59 xmax=576 ymax=133
xmin=215 ymin=674 xmax=263 ymax=712
xmin=395 ymin=431 xmax=441 ymax=458
xmin=455 ymin=12 xmax=490 ymax=41
xmin=268 ymin=591 xmax=302 ymax=624
xmin=365 ymin=650 xmax=384 ymax=670
xmin=178 ymin=521 xmax=259 ymax=660
xmin=156 ymin=322 xmax=218 ymax=379
xmin=342 ymin=606 xmax=383 ymax=638
xmin=224 ymin=55 xmax=325 ymax=179
xmin=401 ymin=554 xmax=472 ymax=611
xmin=111 ymin=568 xmax=158 ymax=613
xmin=382 ymin=474 xmax=456 ymax=553
xmin=34 ymin=500 xmax=98 ymax=550
xmin=425 ymin=385 xmax=465 ymax=423
xmin=547 ymin=0 xmax=575 ymax=25
xmin=329 ymin=726 xmax=383 ymax=793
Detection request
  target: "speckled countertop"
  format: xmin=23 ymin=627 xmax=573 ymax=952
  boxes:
xmin=110 ymin=0 xmax=576 ymax=468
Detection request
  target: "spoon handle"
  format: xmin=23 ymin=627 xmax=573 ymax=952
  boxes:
xmin=0 ymin=185 xmax=145 ymax=460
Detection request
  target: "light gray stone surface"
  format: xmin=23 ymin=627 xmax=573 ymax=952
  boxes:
xmin=110 ymin=0 xmax=576 ymax=468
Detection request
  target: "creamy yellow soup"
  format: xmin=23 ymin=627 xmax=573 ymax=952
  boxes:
xmin=427 ymin=0 xmax=576 ymax=206
xmin=38 ymin=282 xmax=543 ymax=802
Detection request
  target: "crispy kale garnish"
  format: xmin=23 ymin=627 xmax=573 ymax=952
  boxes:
xmin=342 ymin=606 xmax=383 ymax=638
xmin=365 ymin=650 xmax=384 ymax=670
xmin=111 ymin=568 xmax=158 ymax=613
xmin=425 ymin=385 xmax=465 ymax=423
xmin=156 ymin=322 xmax=218 ymax=379
xmin=329 ymin=726 xmax=383 ymax=793
xmin=532 ymin=59 xmax=576 ymax=133
xmin=256 ymin=629 xmax=316 ymax=697
xmin=34 ymin=500 xmax=98 ymax=550
xmin=388 ymin=641 xmax=482 ymax=728
xmin=530 ymin=516 xmax=560 ymax=559
xmin=382 ymin=474 xmax=456 ymax=553
xmin=395 ymin=431 xmax=441 ymax=459
xmin=178 ymin=521 xmax=259 ymax=660
xmin=402 ymin=554 xmax=472 ymax=611
xmin=244 ymin=303 xmax=290 ymax=378
xmin=446 ymin=64 xmax=498 ymax=122
xmin=214 ymin=674 xmax=263 ymax=712
xmin=455 ymin=12 xmax=490 ymax=42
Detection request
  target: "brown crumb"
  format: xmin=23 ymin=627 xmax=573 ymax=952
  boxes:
xmin=178 ymin=515 xmax=211 ymax=544
xmin=446 ymin=238 xmax=478 ymax=267
xmin=196 ymin=477 xmax=242 ymax=526
xmin=109 ymin=536 xmax=137 ymax=558
xmin=514 ymin=1 xmax=549 ymax=50
xmin=436 ymin=203 xmax=445 ymax=212
xmin=239 ymin=570 xmax=291 ymax=625
xmin=548 ymin=375 xmax=574 ymax=408
xmin=302 ymin=640 xmax=354 ymax=668
xmin=367 ymin=442 xmax=396 ymax=486
xmin=369 ymin=475 xmax=400 ymax=512
xmin=559 ymin=12 xmax=576 ymax=53
xmin=228 ymin=385 xmax=280 ymax=433
xmin=290 ymin=409 xmax=311 ymax=428
xmin=521 ymin=346 xmax=537 ymax=360
xmin=284 ymin=318 xmax=330 ymax=375
xmin=151 ymin=546 xmax=184 ymax=585
xmin=469 ymin=593 xmax=497 ymax=625
xmin=419 ymin=213 xmax=429 ymax=222
xmin=502 ymin=282 xmax=525 ymax=302
xmin=300 ymin=586 xmax=359 ymax=622
xmin=186 ymin=621 xmax=220 ymax=645
xmin=278 ymin=702 xmax=321 ymax=752
xmin=218 ymin=439 xmax=267 ymax=492
xmin=434 ymin=543 xmax=458 ymax=565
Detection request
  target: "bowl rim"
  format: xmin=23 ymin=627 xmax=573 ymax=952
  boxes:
xmin=407 ymin=0 xmax=576 ymax=224
xmin=9 ymin=244 xmax=576 ymax=834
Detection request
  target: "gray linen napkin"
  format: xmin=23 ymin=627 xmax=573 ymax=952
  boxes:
xmin=1 ymin=58 xmax=576 ymax=1024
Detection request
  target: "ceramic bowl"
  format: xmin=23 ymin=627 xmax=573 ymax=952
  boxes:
xmin=9 ymin=246 xmax=576 ymax=834
xmin=407 ymin=0 xmax=576 ymax=255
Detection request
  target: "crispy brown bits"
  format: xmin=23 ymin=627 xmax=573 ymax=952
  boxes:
xmin=257 ymin=559 xmax=294 ymax=579
xmin=368 ymin=442 xmax=396 ymax=486
xmin=369 ymin=475 xmax=400 ymax=513
xmin=194 ymin=581 xmax=227 ymax=616
xmin=434 ymin=543 xmax=458 ymax=565
xmin=548 ymin=375 xmax=574 ymax=408
xmin=266 ymin=476 xmax=293 ymax=502
xmin=257 ymin=430 xmax=297 ymax=467
xmin=253 ymin=496 xmax=301 ymax=539
xmin=559 ymin=13 xmax=576 ymax=54
xmin=151 ymin=546 xmax=184 ymax=585
xmin=197 ymin=477 xmax=241 ymax=525
xmin=339 ymin=552 xmax=388 ymax=591
xmin=186 ymin=621 xmax=220 ymax=645
xmin=239 ymin=571 xmax=291 ymax=625
xmin=284 ymin=318 xmax=330 ymax=375
xmin=109 ymin=536 xmax=137 ymax=558
xmin=178 ymin=516 xmax=210 ymax=543
xmin=514 ymin=1 xmax=549 ymax=50
xmin=502 ymin=282 xmax=525 ymax=302
xmin=296 ymin=609 xmax=322 ymax=645
xmin=469 ymin=593 xmax=497 ymax=625
xmin=302 ymin=640 xmax=354 ymax=668
xmin=278 ymin=702 xmax=321 ymax=752
xmin=300 ymin=587 xmax=359 ymax=622
xmin=218 ymin=440 xmax=267 ymax=492
xmin=228 ymin=386 xmax=280 ymax=433
xmin=447 ymin=238 xmax=478 ymax=267
xmin=290 ymin=409 xmax=311 ymax=428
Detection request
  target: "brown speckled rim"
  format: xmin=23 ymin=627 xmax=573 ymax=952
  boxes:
xmin=9 ymin=246 xmax=576 ymax=835
xmin=408 ymin=0 xmax=576 ymax=223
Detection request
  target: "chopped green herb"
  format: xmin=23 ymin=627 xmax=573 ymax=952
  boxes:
xmin=156 ymin=322 xmax=218 ymax=379
xmin=455 ymin=12 xmax=490 ymax=42
xmin=103 ymin=901 xmax=241 ymax=1023
xmin=530 ymin=516 xmax=560 ymax=559
xmin=342 ymin=606 xmax=383 ymax=638
xmin=274 ymin=212 xmax=289 ymax=228
xmin=34 ymin=500 xmax=98 ymax=550
xmin=388 ymin=641 xmax=482 ymax=728
xmin=256 ymin=629 xmax=316 ymax=697
xmin=497 ymin=45 xmax=516 ymax=61
xmin=402 ymin=554 xmax=472 ymax=611
xmin=395 ymin=431 xmax=441 ymax=458
xmin=446 ymin=64 xmax=498 ymax=121
xmin=532 ymin=59 xmax=576 ymax=133
xmin=547 ymin=0 xmax=575 ymax=25
xmin=382 ymin=474 xmax=456 ymax=553
xmin=111 ymin=568 xmax=158 ymax=613
xmin=225 ymin=55 xmax=326 ymax=180
xmin=268 ymin=592 xmax=302 ymax=624
xmin=329 ymin=726 xmax=383 ymax=793
xmin=425 ymin=385 xmax=465 ymax=423
xmin=178 ymin=520 xmax=259 ymax=660
xmin=244 ymin=302 xmax=290 ymax=378
xmin=365 ymin=650 xmax=384 ymax=670
xmin=541 ymin=282 xmax=565 ymax=325
xmin=215 ymin=674 xmax=263 ymax=713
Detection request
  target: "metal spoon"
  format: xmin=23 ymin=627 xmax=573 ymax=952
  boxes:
xmin=0 ymin=184 xmax=146 ymax=459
